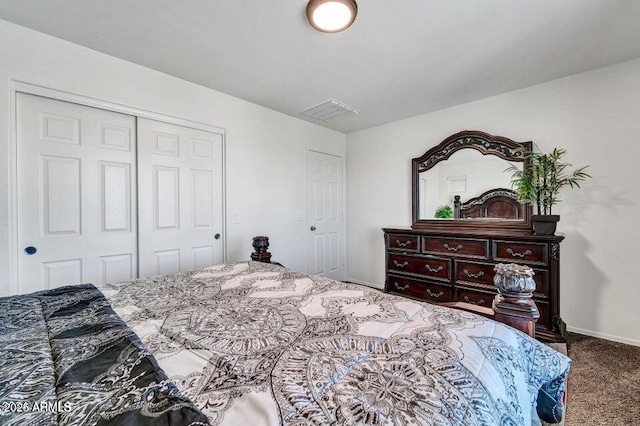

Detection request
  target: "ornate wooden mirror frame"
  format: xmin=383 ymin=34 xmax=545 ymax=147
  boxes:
xmin=412 ymin=130 xmax=533 ymax=232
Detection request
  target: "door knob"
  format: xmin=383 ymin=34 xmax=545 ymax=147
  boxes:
xmin=214 ymin=233 xmax=221 ymax=240
xmin=24 ymin=246 xmax=37 ymax=255
xmin=310 ymin=226 xmax=316 ymax=231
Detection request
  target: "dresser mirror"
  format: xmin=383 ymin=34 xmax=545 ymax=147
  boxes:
xmin=412 ymin=130 xmax=533 ymax=231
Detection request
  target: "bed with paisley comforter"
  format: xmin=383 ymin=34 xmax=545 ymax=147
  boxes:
xmin=1 ymin=261 xmax=570 ymax=425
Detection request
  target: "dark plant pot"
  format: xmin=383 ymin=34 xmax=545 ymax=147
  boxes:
xmin=532 ymin=215 xmax=560 ymax=235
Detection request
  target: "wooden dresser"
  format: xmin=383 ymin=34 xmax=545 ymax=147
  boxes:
xmin=383 ymin=228 xmax=565 ymax=342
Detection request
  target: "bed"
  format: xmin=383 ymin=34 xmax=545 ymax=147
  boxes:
xmin=1 ymin=261 xmax=570 ymax=425
xmin=454 ymin=188 xmax=523 ymax=220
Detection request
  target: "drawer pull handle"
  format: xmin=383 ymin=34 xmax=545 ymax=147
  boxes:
xmin=393 ymin=260 xmax=409 ymax=268
xmin=444 ymin=243 xmax=463 ymax=252
xmin=463 ymin=269 xmax=484 ymax=279
xmin=506 ymin=248 xmax=532 ymax=258
xmin=396 ymin=239 xmax=412 ymax=247
xmin=394 ymin=282 xmax=409 ymax=291
xmin=425 ymin=264 xmax=443 ymax=273
xmin=426 ymin=289 xmax=444 ymax=298
xmin=463 ymin=296 xmax=485 ymax=306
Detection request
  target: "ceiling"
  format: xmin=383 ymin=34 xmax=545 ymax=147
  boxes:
xmin=2 ymin=1 xmax=640 ymax=133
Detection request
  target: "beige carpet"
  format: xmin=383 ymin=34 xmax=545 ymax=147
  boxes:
xmin=564 ymin=332 xmax=640 ymax=425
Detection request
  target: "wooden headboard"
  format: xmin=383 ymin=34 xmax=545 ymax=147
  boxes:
xmin=454 ymin=188 xmax=522 ymax=219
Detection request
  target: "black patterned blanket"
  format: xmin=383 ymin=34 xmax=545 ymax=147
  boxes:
xmin=0 ymin=284 xmax=209 ymax=425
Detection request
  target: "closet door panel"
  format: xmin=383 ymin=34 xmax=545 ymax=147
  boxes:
xmin=17 ymin=93 xmax=137 ymax=293
xmin=137 ymin=118 xmax=224 ymax=277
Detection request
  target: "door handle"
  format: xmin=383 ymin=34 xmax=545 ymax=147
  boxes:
xmin=310 ymin=226 xmax=316 ymax=231
xmin=24 ymin=246 xmax=37 ymax=255
xmin=214 ymin=233 xmax=221 ymax=240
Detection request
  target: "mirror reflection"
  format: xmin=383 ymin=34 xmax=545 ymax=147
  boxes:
xmin=418 ymin=149 xmax=522 ymax=220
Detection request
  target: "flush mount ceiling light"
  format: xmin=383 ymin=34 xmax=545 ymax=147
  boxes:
xmin=306 ymin=0 xmax=358 ymax=33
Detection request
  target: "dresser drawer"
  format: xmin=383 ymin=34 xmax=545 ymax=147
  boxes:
xmin=493 ymin=241 xmax=548 ymax=266
xmin=456 ymin=261 xmax=495 ymax=287
xmin=455 ymin=288 xmax=496 ymax=308
xmin=388 ymin=254 xmax=451 ymax=281
xmin=532 ymin=269 xmax=549 ymax=298
xmin=422 ymin=237 xmax=489 ymax=259
xmin=455 ymin=262 xmax=549 ymax=298
xmin=388 ymin=275 xmax=452 ymax=302
xmin=387 ymin=234 xmax=419 ymax=252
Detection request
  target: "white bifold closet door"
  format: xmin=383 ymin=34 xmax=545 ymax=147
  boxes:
xmin=137 ymin=118 xmax=224 ymax=277
xmin=16 ymin=94 xmax=224 ymax=294
xmin=17 ymin=93 xmax=138 ymax=294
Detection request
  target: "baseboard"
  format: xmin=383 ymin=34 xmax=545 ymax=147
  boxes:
xmin=567 ymin=326 xmax=640 ymax=348
xmin=345 ymin=277 xmax=384 ymax=290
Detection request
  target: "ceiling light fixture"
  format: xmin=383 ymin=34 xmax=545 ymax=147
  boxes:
xmin=306 ymin=0 xmax=358 ymax=33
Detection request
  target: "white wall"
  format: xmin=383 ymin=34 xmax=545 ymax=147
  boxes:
xmin=347 ymin=58 xmax=640 ymax=346
xmin=0 ymin=20 xmax=346 ymax=295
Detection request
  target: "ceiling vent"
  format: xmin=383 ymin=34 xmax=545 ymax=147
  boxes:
xmin=300 ymin=99 xmax=359 ymax=122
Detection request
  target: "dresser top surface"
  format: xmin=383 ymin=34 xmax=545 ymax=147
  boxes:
xmin=383 ymin=227 xmax=565 ymax=242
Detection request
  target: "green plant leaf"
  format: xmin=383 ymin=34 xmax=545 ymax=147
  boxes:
xmin=507 ymin=146 xmax=591 ymax=215
xmin=434 ymin=204 xmax=453 ymax=219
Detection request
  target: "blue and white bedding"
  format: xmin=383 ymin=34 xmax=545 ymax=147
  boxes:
xmin=96 ymin=261 xmax=571 ymax=425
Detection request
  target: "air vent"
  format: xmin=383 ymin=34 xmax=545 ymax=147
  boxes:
xmin=300 ymin=99 xmax=359 ymax=122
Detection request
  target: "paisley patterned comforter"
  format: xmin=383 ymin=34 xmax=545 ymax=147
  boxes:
xmin=97 ymin=261 xmax=571 ymax=426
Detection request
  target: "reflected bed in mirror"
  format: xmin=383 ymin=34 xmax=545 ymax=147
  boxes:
xmin=418 ymin=148 xmax=523 ymax=220
xmin=412 ymin=130 xmax=532 ymax=231
xmin=454 ymin=188 xmax=522 ymax=219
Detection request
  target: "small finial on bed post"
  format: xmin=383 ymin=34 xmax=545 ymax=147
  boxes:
xmin=492 ymin=263 xmax=540 ymax=338
xmin=251 ymin=236 xmax=272 ymax=263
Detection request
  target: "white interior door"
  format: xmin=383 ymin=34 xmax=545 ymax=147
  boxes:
xmin=305 ymin=150 xmax=344 ymax=280
xmin=17 ymin=93 xmax=137 ymax=294
xmin=137 ymin=118 xmax=224 ymax=277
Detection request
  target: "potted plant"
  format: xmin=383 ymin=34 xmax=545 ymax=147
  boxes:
xmin=434 ymin=204 xmax=453 ymax=219
xmin=506 ymin=147 xmax=591 ymax=235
